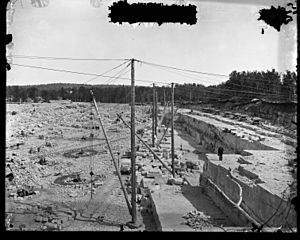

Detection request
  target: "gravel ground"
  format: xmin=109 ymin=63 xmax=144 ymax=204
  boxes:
xmin=5 ymin=102 xmax=157 ymax=231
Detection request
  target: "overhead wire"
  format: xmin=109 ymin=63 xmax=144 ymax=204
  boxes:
xmin=105 ymin=69 xmax=131 ymax=86
xmin=11 ymin=55 xmax=296 ymax=86
xmin=102 ymin=62 xmax=131 ymax=85
xmin=83 ymin=60 xmax=131 ymax=84
xmin=11 ymin=63 xmax=172 ymax=87
xmin=10 ymin=59 xmax=294 ymax=104
xmin=173 ymin=84 xmax=279 ymax=102
xmin=140 ymin=58 xmax=296 ymax=85
xmin=11 ymin=57 xmax=293 ymax=93
xmin=12 ymin=54 xmax=129 ymax=62
xmin=140 ymin=60 xmax=225 ymax=85
xmin=136 ymin=59 xmax=229 ymax=78
xmin=140 ymin=61 xmax=290 ymax=98
xmin=257 ymin=186 xmax=290 ymax=229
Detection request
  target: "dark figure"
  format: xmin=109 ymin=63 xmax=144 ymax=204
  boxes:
xmin=218 ymin=147 xmax=224 ymax=161
xmin=120 ymin=224 xmax=124 ymax=232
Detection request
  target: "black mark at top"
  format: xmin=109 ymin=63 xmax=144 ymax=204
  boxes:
xmin=6 ymin=34 xmax=12 ymax=45
xmin=108 ymin=1 xmax=197 ymax=25
xmin=6 ymin=34 xmax=13 ymax=71
xmin=258 ymin=5 xmax=295 ymax=32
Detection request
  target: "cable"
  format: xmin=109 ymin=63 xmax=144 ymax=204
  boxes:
xmin=176 ymin=83 xmax=287 ymax=101
xmin=142 ymin=61 xmax=224 ymax=85
xmin=282 ymin=201 xmax=294 ymax=232
xmin=83 ymin=60 xmax=130 ymax=84
xmin=11 ymin=55 xmax=296 ymax=87
xmin=10 ymin=62 xmax=292 ymax=102
xmin=141 ymin=61 xmax=291 ymax=97
xmin=11 ymin=63 xmax=171 ymax=86
xmin=102 ymin=62 xmax=131 ymax=85
xmin=136 ymin=59 xmax=229 ymax=78
xmin=12 ymin=54 xmax=129 ymax=62
xmin=138 ymin=59 xmax=296 ymax=88
xmin=260 ymin=186 xmax=290 ymax=228
xmin=105 ymin=69 xmax=131 ymax=86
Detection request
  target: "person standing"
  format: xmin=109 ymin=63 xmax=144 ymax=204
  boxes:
xmin=218 ymin=146 xmax=224 ymax=161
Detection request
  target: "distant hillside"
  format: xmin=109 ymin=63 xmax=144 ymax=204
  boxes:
xmin=6 ymin=69 xmax=297 ymax=104
xmin=7 ymin=83 xmax=126 ymax=91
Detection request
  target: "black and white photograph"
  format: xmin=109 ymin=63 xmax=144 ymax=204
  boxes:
xmin=5 ymin=0 xmax=297 ymax=232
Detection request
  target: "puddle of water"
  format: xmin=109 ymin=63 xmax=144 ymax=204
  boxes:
xmin=63 ymin=149 xmax=98 ymax=158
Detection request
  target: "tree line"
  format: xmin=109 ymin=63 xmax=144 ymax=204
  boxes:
xmin=6 ymin=69 xmax=297 ymax=104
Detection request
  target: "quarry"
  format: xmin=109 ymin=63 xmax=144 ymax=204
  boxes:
xmin=5 ymin=0 xmax=298 ymax=233
xmin=5 ymin=100 xmax=297 ymax=232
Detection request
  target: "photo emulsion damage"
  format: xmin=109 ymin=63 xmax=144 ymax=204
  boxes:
xmin=5 ymin=0 xmax=297 ymax=232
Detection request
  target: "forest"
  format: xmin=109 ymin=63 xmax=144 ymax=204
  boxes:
xmin=6 ymin=69 xmax=297 ymax=104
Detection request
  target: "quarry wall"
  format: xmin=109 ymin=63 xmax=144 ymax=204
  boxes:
xmin=177 ymin=113 xmax=275 ymax=156
xmin=177 ymin=112 xmax=297 ymax=228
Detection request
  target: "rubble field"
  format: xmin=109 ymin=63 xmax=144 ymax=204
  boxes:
xmin=5 ymin=102 xmax=156 ymax=231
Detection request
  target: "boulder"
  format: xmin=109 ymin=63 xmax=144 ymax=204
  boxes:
xmin=141 ymin=178 xmax=155 ymax=188
xmin=6 ymin=173 xmax=14 ymax=181
xmin=8 ymin=192 xmax=17 ymax=198
xmin=34 ymin=216 xmax=44 ymax=223
xmin=68 ymin=192 xmax=78 ymax=198
xmin=94 ymin=181 xmax=104 ymax=187
xmin=146 ymin=168 xmax=162 ymax=178
xmin=168 ymin=177 xmax=184 ymax=185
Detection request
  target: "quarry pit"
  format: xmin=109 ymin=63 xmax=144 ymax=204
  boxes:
xmin=5 ymin=102 xmax=297 ymax=232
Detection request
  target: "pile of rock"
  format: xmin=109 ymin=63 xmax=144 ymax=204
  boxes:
xmin=182 ymin=210 xmax=213 ymax=230
xmin=167 ymin=177 xmax=187 ymax=186
xmin=8 ymin=186 xmax=39 ymax=201
xmin=35 ymin=212 xmax=64 ymax=231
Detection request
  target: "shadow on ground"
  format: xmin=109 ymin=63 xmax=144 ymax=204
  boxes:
xmin=140 ymin=209 xmax=158 ymax=231
xmin=181 ymin=185 xmax=236 ymax=227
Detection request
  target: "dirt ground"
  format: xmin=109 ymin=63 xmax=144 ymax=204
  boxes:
xmin=5 ymin=101 xmax=156 ymax=231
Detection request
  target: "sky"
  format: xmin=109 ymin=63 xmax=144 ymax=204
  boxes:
xmin=6 ymin=0 xmax=297 ymax=87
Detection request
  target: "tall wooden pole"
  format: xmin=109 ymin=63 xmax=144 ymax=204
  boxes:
xmin=163 ymin=88 xmax=166 ymax=107
xmin=171 ymin=83 xmax=175 ymax=177
xmin=152 ymin=84 xmax=155 ymax=147
xmin=154 ymin=88 xmax=158 ymax=136
xmin=130 ymin=58 xmax=137 ymax=224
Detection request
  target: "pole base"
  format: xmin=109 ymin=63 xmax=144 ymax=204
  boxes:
xmin=126 ymin=221 xmax=142 ymax=229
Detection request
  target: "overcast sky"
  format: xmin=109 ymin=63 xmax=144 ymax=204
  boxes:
xmin=7 ymin=0 xmax=297 ymax=86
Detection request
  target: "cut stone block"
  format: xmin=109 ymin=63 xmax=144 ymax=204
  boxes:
xmin=141 ymin=178 xmax=155 ymax=188
xmin=147 ymin=168 xmax=162 ymax=178
xmin=237 ymin=157 xmax=252 ymax=165
xmin=153 ymin=175 xmax=168 ymax=185
xmin=238 ymin=166 xmax=259 ymax=180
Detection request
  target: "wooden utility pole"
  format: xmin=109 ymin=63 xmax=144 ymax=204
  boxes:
xmin=152 ymin=84 xmax=155 ymax=147
xmin=171 ymin=83 xmax=175 ymax=177
xmin=130 ymin=58 xmax=137 ymax=225
xmin=163 ymin=88 xmax=166 ymax=107
xmin=154 ymin=88 xmax=158 ymax=136
xmin=90 ymin=90 xmax=132 ymax=215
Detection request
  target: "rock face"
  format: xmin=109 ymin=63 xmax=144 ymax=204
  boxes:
xmin=208 ymin=100 xmax=297 ymax=131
